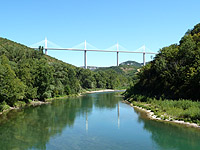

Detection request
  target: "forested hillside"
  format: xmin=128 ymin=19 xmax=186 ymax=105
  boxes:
xmin=125 ymin=23 xmax=200 ymax=101
xmin=95 ymin=61 xmax=141 ymax=78
xmin=0 ymin=37 xmax=128 ymax=109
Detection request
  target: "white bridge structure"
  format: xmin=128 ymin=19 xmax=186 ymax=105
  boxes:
xmin=30 ymin=38 xmax=157 ymax=69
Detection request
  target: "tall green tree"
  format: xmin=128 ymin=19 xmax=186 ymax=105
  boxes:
xmin=34 ymin=59 xmax=53 ymax=101
xmin=0 ymin=55 xmax=25 ymax=106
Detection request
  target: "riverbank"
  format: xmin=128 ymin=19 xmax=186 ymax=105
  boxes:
xmin=124 ymin=98 xmax=200 ymax=129
xmin=85 ymin=89 xmax=116 ymax=93
xmin=0 ymin=100 xmax=52 ymax=116
xmin=0 ymin=89 xmax=121 ymax=116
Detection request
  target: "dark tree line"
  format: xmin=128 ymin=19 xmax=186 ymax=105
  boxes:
xmin=125 ymin=23 xmax=200 ymax=101
xmin=0 ymin=37 xmax=128 ymax=108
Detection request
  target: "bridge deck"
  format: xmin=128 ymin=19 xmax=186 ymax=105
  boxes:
xmin=41 ymin=48 xmax=157 ymax=54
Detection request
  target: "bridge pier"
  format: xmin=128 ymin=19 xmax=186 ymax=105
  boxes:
xmin=143 ymin=52 xmax=146 ymax=66
xmin=117 ymin=42 xmax=119 ymax=66
xmin=45 ymin=37 xmax=48 ymax=55
xmin=117 ymin=52 xmax=119 ymax=66
xmin=84 ymin=50 xmax=87 ymax=69
xmin=84 ymin=40 xmax=87 ymax=69
xmin=45 ymin=49 xmax=47 ymax=55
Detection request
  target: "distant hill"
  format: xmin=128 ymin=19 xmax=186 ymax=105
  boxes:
xmin=119 ymin=60 xmax=142 ymax=67
xmin=94 ymin=60 xmax=141 ymax=77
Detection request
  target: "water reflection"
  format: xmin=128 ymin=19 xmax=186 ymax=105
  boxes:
xmin=1 ymin=92 xmax=200 ymax=150
xmin=0 ymin=92 xmax=121 ymax=150
xmin=94 ymin=92 xmax=119 ymax=109
xmin=117 ymin=102 xmax=120 ymax=129
xmin=134 ymin=108 xmax=200 ymax=150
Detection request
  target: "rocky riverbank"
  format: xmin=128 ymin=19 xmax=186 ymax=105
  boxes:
xmin=124 ymin=100 xmax=200 ymax=129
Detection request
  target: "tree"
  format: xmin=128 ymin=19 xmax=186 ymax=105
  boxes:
xmin=34 ymin=59 xmax=53 ymax=101
xmin=124 ymin=23 xmax=200 ymax=101
xmin=0 ymin=55 xmax=25 ymax=106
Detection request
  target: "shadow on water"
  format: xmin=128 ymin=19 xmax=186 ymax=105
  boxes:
xmin=134 ymin=108 xmax=200 ymax=150
xmin=0 ymin=92 xmax=120 ymax=150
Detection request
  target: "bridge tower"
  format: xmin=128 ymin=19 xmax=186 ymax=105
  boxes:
xmin=117 ymin=42 xmax=119 ymax=66
xmin=45 ymin=37 xmax=48 ymax=55
xmin=84 ymin=40 xmax=87 ymax=69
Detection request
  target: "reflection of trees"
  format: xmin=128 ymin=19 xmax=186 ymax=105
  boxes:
xmin=134 ymin=109 xmax=200 ymax=150
xmin=0 ymin=95 xmax=93 ymax=150
xmin=94 ymin=92 xmax=120 ymax=109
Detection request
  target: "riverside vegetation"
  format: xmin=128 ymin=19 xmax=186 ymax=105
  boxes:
xmin=0 ymin=37 xmax=132 ymax=112
xmin=124 ymin=23 xmax=200 ymax=125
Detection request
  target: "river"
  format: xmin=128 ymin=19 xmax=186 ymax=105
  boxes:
xmin=0 ymin=91 xmax=200 ymax=150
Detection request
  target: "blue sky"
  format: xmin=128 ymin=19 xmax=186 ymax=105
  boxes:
xmin=0 ymin=0 xmax=200 ymax=67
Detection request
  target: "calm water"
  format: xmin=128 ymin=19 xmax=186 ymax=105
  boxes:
xmin=0 ymin=92 xmax=200 ymax=150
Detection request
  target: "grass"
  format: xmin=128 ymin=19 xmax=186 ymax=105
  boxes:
xmin=127 ymin=94 xmax=200 ymax=125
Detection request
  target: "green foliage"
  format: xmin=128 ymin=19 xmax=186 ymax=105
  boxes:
xmin=128 ymin=94 xmax=200 ymax=124
xmin=34 ymin=58 xmax=54 ymax=100
xmin=123 ymin=23 xmax=200 ymax=123
xmin=0 ymin=55 xmax=25 ymax=106
xmin=125 ymin=23 xmax=200 ymax=101
xmin=13 ymin=101 xmax=26 ymax=108
xmin=95 ymin=61 xmax=141 ymax=78
xmin=119 ymin=60 xmax=142 ymax=67
xmin=94 ymin=71 xmax=107 ymax=88
xmin=76 ymin=68 xmax=96 ymax=89
xmin=0 ymin=37 xmax=130 ymax=109
xmin=0 ymin=101 xmax=10 ymax=111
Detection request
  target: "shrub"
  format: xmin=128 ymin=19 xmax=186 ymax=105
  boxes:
xmin=14 ymin=101 xmax=26 ymax=108
xmin=0 ymin=101 xmax=10 ymax=111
